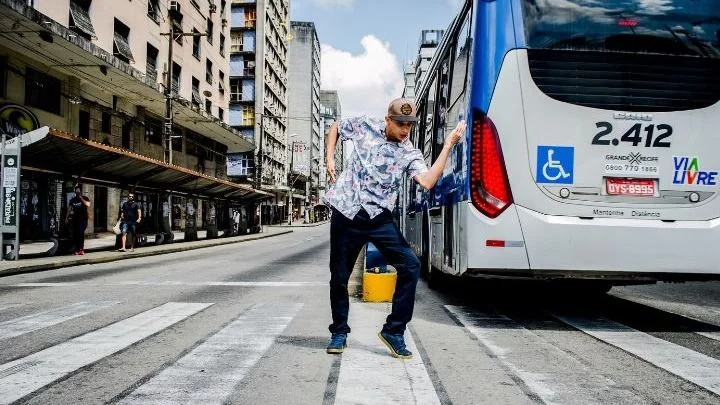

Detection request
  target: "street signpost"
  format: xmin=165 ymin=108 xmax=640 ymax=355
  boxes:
xmin=0 ymin=133 xmax=20 ymax=260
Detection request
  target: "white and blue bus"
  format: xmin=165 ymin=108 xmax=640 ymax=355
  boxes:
xmin=403 ymin=0 xmax=720 ymax=289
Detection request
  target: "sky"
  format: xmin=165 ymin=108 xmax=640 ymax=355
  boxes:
xmin=289 ymin=0 xmax=463 ymax=118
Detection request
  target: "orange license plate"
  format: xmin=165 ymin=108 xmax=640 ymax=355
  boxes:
xmin=606 ymin=178 xmax=656 ymax=196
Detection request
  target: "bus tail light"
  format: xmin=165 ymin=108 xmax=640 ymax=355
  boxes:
xmin=470 ymin=112 xmax=513 ymax=218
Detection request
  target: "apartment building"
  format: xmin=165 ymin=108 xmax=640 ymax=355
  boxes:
xmin=286 ymin=21 xmax=320 ymax=221
xmin=0 ymin=0 xmax=265 ymax=249
xmin=404 ymin=29 xmax=444 ymax=99
xmin=227 ymin=0 xmax=289 ymax=224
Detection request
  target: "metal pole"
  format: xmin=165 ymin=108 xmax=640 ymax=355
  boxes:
xmin=255 ymin=114 xmax=263 ymax=189
xmin=0 ymin=134 xmax=4 ymax=261
xmin=164 ymin=17 xmax=174 ymax=165
xmin=14 ymin=135 xmax=20 ymax=260
xmin=288 ymin=141 xmax=293 ymax=225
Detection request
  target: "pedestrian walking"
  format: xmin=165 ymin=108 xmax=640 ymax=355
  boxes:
xmin=65 ymin=185 xmax=91 ymax=255
xmin=323 ymin=98 xmax=465 ymax=358
xmin=117 ymin=192 xmax=142 ymax=252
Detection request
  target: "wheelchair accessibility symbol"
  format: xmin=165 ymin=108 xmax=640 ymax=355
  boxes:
xmin=536 ymin=146 xmax=574 ymax=184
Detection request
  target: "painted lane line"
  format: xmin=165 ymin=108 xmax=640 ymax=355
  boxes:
xmin=335 ymin=303 xmax=441 ymax=405
xmin=119 ymin=303 xmax=303 ymax=404
xmin=0 ymin=301 xmax=118 ymax=340
xmin=446 ymin=305 xmax=649 ymax=405
xmin=7 ymin=281 xmax=326 ymax=288
xmin=0 ymin=302 xmax=212 ymax=405
xmin=555 ymin=314 xmax=720 ymax=397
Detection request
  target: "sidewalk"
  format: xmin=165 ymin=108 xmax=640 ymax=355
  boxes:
xmin=269 ymin=220 xmax=330 ymax=228
xmin=0 ymin=228 xmax=293 ymax=277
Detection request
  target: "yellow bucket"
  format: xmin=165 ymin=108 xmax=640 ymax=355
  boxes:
xmin=362 ymin=269 xmax=397 ymax=302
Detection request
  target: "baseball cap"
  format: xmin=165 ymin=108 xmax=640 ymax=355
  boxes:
xmin=387 ymin=98 xmax=419 ymax=122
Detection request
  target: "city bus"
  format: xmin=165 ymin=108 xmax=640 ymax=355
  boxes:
xmin=403 ymin=0 xmax=720 ymax=290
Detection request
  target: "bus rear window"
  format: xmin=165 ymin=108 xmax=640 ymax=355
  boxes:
xmin=521 ymin=0 xmax=720 ymax=58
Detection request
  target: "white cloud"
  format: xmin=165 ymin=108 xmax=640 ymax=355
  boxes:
xmin=448 ymin=0 xmax=463 ymax=11
xmin=321 ymin=35 xmax=405 ymax=118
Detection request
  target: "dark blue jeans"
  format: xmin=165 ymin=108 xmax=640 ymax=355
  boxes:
xmin=329 ymin=208 xmax=421 ymax=335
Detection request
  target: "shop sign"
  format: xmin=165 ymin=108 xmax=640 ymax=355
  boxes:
xmin=0 ymin=104 xmax=40 ymax=138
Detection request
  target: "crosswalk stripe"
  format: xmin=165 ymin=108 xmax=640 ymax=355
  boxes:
xmin=335 ymin=303 xmax=441 ymax=405
xmin=446 ymin=305 xmax=648 ymax=404
xmin=0 ymin=302 xmax=212 ymax=405
xmin=118 ymin=302 xmax=303 ymax=404
xmin=555 ymin=314 xmax=720 ymax=397
xmin=0 ymin=302 xmax=118 ymax=340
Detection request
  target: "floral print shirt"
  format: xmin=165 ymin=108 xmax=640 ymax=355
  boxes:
xmin=324 ymin=116 xmax=428 ymax=219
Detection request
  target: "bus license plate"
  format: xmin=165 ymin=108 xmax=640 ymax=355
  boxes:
xmin=606 ymin=178 xmax=656 ymax=196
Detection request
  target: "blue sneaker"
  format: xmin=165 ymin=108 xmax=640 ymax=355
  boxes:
xmin=326 ymin=333 xmax=347 ymax=354
xmin=378 ymin=331 xmax=412 ymax=359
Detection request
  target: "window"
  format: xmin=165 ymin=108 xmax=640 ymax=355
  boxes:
xmin=0 ymin=58 xmax=5 ymax=98
xmin=230 ymin=78 xmax=240 ymax=102
xmin=101 ymin=112 xmax=111 ymax=133
xmin=171 ymin=62 xmax=181 ymax=95
xmin=220 ymin=0 xmax=226 ymax=15
xmin=206 ymin=58 xmax=213 ymax=84
xmin=145 ymin=117 xmax=162 ymax=145
xmin=79 ymin=110 xmax=90 ymax=140
xmin=230 ymin=32 xmax=243 ymax=52
xmin=113 ymin=19 xmax=133 ymax=63
xmin=218 ymin=107 xmax=224 ymax=121
xmin=172 ymin=19 xmax=183 ymax=45
xmin=147 ymin=0 xmax=160 ymax=22
xmin=449 ymin=10 xmax=472 ymax=108
xmin=186 ymin=131 xmax=199 ymax=156
xmin=146 ymin=43 xmax=158 ymax=82
xmin=171 ymin=127 xmax=182 ymax=151
xmin=206 ymin=18 xmax=213 ymax=44
xmin=242 ymin=105 xmax=254 ymax=126
xmin=191 ymin=76 xmax=201 ymax=108
xmin=69 ymin=0 xmax=96 ymax=40
xmin=25 ymin=68 xmax=61 ymax=115
xmin=205 ymin=99 xmax=212 ymax=114
xmin=192 ymin=28 xmax=201 ymax=59
xmin=218 ymin=70 xmax=225 ymax=95
xmin=219 ymin=33 xmax=225 ymax=56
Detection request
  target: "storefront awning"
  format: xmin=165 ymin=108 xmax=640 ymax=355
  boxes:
xmin=19 ymin=128 xmax=270 ymax=201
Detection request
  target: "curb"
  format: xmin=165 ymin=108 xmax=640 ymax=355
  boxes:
xmin=270 ymin=220 xmax=330 ymax=228
xmin=0 ymin=230 xmax=294 ymax=277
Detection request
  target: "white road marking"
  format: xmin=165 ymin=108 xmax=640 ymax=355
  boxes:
xmin=119 ymin=303 xmax=302 ymax=404
xmin=7 ymin=281 xmax=326 ymax=288
xmin=0 ymin=302 xmax=212 ymax=405
xmin=446 ymin=305 xmax=649 ymax=405
xmin=335 ymin=302 xmax=441 ymax=405
xmin=0 ymin=301 xmax=118 ymax=340
xmin=556 ymin=314 xmax=720 ymax=397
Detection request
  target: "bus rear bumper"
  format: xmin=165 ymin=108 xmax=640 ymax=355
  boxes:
xmin=514 ymin=206 xmax=720 ymax=276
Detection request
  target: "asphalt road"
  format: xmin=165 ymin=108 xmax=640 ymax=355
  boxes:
xmin=0 ymin=225 xmax=719 ymax=404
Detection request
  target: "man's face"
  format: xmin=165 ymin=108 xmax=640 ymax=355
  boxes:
xmin=128 ymin=194 xmax=134 ymax=201
xmin=384 ymin=117 xmax=415 ymax=142
xmin=74 ymin=188 xmax=81 ymax=196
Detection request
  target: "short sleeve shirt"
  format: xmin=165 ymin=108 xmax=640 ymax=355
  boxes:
xmin=121 ymin=201 xmax=140 ymax=222
xmin=323 ymin=116 xmax=428 ymax=220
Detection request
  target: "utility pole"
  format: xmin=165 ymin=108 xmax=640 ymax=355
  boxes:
xmin=161 ymin=10 xmax=206 ymax=165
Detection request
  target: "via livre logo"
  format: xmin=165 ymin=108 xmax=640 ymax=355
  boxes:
xmin=672 ymin=156 xmax=718 ymax=186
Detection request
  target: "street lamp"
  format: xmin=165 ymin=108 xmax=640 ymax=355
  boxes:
xmin=287 ymin=133 xmax=298 ymax=225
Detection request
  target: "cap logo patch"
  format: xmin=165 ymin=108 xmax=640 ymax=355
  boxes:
xmin=400 ymin=103 xmax=413 ymax=115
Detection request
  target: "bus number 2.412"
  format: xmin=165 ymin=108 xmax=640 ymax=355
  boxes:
xmin=592 ymin=122 xmax=672 ymax=148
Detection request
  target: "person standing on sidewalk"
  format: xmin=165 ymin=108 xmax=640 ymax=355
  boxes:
xmin=65 ymin=185 xmax=91 ymax=255
xmin=117 ymin=192 xmax=142 ymax=252
xmin=323 ymin=98 xmax=465 ymax=359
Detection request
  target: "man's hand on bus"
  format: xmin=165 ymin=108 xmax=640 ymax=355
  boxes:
xmin=414 ymin=120 xmax=467 ymax=190
xmin=445 ymin=120 xmax=466 ymax=149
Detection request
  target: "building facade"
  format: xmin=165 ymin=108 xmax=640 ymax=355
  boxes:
xmin=286 ymin=21 xmax=320 ymax=222
xmin=227 ymin=0 xmax=289 ymax=224
xmin=0 ymin=0 xmax=264 ymax=252
xmin=318 ymin=90 xmax=341 ymax=213
xmin=404 ymin=30 xmax=444 ymax=100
